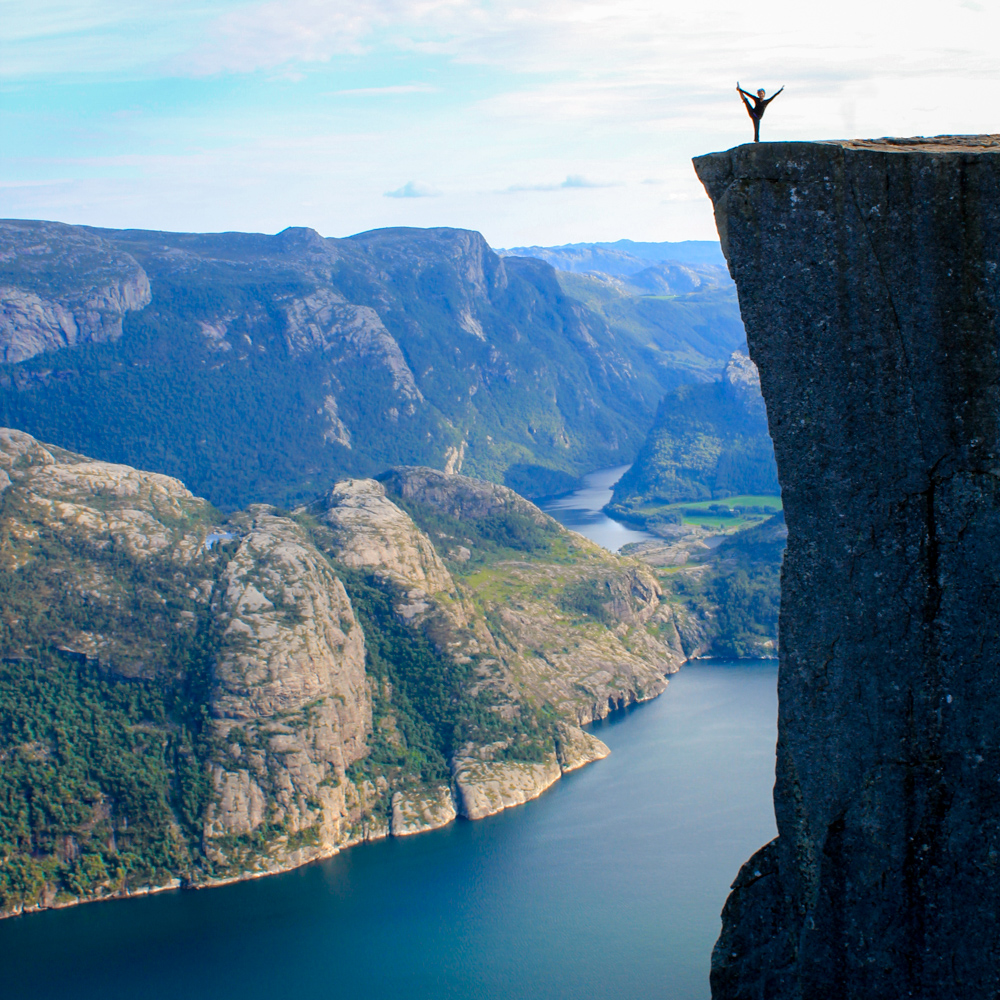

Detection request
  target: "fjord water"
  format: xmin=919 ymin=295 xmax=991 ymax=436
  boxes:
xmin=3 ymin=468 xmax=778 ymax=998
xmin=539 ymin=463 xmax=658 ymax=551
xmin=2 ymin=662 xmax=777 ymax=1000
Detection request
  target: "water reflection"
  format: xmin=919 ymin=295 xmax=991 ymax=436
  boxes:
xmin=539 ymin=464 xmax=658 ymax=552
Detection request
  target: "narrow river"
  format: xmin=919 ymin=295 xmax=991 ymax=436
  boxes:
xmin=2 ymin=468 xmax=778 ymax=1000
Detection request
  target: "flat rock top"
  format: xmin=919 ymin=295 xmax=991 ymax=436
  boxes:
xmin=695 ymin=136 xmax=1000 ymax=172
xmin=824 ymin=134 xmax=1000 ymax=152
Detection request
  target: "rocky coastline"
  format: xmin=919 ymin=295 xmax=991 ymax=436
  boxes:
xmin=0 ymin=431 xmax=685 ymax=920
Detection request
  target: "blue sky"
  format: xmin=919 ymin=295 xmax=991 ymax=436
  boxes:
xmin=2 ymin=0 xmax=997 ymax=245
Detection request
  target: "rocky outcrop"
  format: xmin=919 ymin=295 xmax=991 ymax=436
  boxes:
xmin=556 ymin=722 xmax=611 ymax=772
xmin=391 ymin=785 xmax=457 ymax=836
xmin=205 ymin=506 xmax=370 ymax=870
xmin=695 ymin=135 xmax=1000 ymax=997
xmin=0 ymin=430 xmax=377 ymax=877
xmin=0 ymin=431 xmax=687 ymax=918
xmin=379 ymin=468 xmax=688 ymax=724
xmin=304 ymin=477 xmax=494 ymax=664
xmin=311 ymin=478 xmax=455 ymax=595
xmin=0 ymin=220 xmax=150 ymax=363
xmin=283 ymin=289 xmax=423 ymax=402
xmin=453 ymin=753 xmax=563 ymax=820
xmin=0 ymin=426 xmax=217 ymax=671
xmin=450 ymin=725 xmax=610 ymax=820
xmin=378 ymin=466 xmax=553 ymax=525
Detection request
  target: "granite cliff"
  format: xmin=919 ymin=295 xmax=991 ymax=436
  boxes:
xmin=0 ymin=429 xmax=686 ymax=916
xmin=695 ymin=136 xmax=1000 ymax=997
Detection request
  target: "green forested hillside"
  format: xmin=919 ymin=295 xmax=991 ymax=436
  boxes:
xmin=674 ymin=513 xmax=785 ymax=659
xmin=608 ymin=351 xmax=778 ymax=528
xmin=554 ymin=270 xmax=745 ymax=381
xmin=0 ymin=221 xmax=744 ymax=509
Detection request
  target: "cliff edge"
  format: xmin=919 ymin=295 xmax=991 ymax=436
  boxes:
xmin=694 ymin=135 xmax=1000 ymax=997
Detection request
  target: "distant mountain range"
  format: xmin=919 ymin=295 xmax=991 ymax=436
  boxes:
xmin=0 ymin=221 xmax=745 ymax=509
xmin=496 ymin=239 xmax=728 ymax=275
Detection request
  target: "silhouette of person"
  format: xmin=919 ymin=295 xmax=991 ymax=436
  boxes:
xmin=737 ymin=83 xmax=784 ymax=142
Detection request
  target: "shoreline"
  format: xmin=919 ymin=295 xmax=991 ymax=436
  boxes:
xmin=0 ymin=665 xmax=680 ymax=924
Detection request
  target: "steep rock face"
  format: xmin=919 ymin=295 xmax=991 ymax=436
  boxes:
xmin=206 ymin=507 xmax=370 ymax=870
xmin=695 ymin=136 xmax=1000 ymax=998
xmin=0 ymin=220 xmax=150 ymax=363
xmin=304 ymin=477 xmax=494 ymax=664
xmin=0 ymin=429 xmax=377 ymax=882
xmin=313 ymin=478 xmax=454 ymax=594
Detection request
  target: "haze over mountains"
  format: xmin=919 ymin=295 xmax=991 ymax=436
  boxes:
xmin=0 ymin=221 xmax=744 ymax=510
xmin=496 ymin=239 xmax=728 ymax=275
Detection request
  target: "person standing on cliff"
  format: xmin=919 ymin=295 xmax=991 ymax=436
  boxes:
xmin=737 ymin=83 xmax=783 ymax=142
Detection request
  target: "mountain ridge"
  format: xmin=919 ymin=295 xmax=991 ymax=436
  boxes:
xmin=0 ymin=220 xmax=744 ymax=510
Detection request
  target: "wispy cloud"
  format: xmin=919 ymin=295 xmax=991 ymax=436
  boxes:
xmin=504 ymin=174 xmax=617 ymax=193
xmin=5 ymin=0 xmax=1000 ymax=246
xmin=384 ymin=180 xmax=441 ymax=198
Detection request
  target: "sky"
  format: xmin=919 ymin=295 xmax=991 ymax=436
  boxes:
xmin=2 ymin=0 xmax=998 ymax=247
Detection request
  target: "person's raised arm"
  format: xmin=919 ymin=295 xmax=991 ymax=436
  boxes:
xmin=761 ymin=86 xmax=784 ymax=107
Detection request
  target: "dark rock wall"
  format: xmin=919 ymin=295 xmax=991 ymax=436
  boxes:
xmin=694 ymin=136 xmax=1000 ymax=998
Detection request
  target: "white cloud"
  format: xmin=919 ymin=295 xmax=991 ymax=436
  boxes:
xmin=6 ymin=0 xmax=1000 ymax=244
xmin=505 ymin=175 xmax=617 ymax=192
xmin=385 ymin=180 xmax=441 ymax=198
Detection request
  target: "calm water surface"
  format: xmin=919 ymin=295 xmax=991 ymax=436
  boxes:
xmin=539 ymin=464 xmax=659 ymax=551
xmin=1 ymin=663 xmax=777 ymax=1000
xmin=2 ymin=467 xmax=778 ymax=999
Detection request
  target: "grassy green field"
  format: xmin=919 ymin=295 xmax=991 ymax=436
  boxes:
xmin=631 ymin=494 xmax=782 ymax=531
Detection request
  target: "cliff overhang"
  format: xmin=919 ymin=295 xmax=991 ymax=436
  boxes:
xmin=695 ymin=135 xmax=1000 ymax=998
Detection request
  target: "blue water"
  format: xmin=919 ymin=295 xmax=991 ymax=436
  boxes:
xmin=0 ymin=662 xmax=777 ymax=1000
xmin=539 ymin=464 xmax=658 ymax=552
xmin=2 ymin=469 xmax=778 ymax=997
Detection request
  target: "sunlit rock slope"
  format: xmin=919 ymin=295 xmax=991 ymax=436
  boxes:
xmin=0 ymin=430 xmax=686 ymax=917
